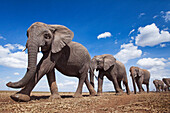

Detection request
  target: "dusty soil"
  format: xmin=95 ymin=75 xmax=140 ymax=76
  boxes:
xmin=0 ymin=91 xmax=169 ymax=113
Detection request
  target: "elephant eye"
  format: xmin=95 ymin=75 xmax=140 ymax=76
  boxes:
xmin=44 ymin=34 xmax=51 ymax=39
xmin=97 ymin=61 xmax=101 ymax=65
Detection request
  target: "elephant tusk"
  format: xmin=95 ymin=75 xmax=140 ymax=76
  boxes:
xmin=22 ymin=47 xmax=27 ymax=52
xmin=39 ymin=47 xmax=41 ymax=52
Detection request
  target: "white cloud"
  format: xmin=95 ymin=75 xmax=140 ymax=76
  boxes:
xmin=138 ymin=13 xmax=145 ymax=18
xmin=153 ymin=15 xmax=158 ymax=19
xmin=14 ymin=72 xmax=20 ymax=75
xmin=135 ymin=23 xmax=170 ymax=47
xmin=137 ymin=58 xmax=166 ymax=69
xmin=4 ymin=44 xmax=25 ymax=50
xmin=130 ymin=36 xmax=134 ymax=43
xmin=5 ymin=44 xmax=15 ymax=50
xmin=0 ymin=36 xmax=6 ymax=40
xmin=160 ymin=11 xmax=164 ymax=14
xmin=137 ymin=57 xmax=170 ymax=79
xmin=128 ymin=29 xmax=135 ymax=36
xmin=115 ymin=43 xmax=142 ymax=64
xmin=162 ymin=11 xmax=170 ymax=22
xmin=97 ymin=32 xmax=112 ymax=39
xmin=160 ymin=44 xmax=166 ymax=47
xmin=0 ymin=44 xmax=43 ymax=68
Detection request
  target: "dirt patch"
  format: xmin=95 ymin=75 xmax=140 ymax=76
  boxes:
xmin=0 ymin=91 xmax=169 ymax=113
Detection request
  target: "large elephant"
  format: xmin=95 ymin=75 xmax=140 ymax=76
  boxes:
xmin=153 ymin=79 xmax=164 ymax=92
xmin=129 ymin=66 xmax=150 ymax=94
xmin=90 ymin=54 xmax=130 ymax=95
xmin=162 ymin=78 xmax=170 ymax=91
xmin=6 ymin=22 xmax=96 ymax=101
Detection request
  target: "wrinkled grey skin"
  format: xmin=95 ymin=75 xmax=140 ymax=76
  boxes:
xmin=162 ymin=78 xmax=170 ymax=91
xmin=129 ymin=66 xmax=150 ymax=94
xmin=6 ymin=22 xmax=96 ymax=102
xmin=90 ymin=54 xmax=130 ymax=95
xmin=153 ymin=79 xmax=164 ymax=92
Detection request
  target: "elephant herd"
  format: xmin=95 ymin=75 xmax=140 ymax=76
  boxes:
xmin=153 ymin=78 xmax=170 ymax=92
xmin=6 ymin=22 xmax=169 ymax=102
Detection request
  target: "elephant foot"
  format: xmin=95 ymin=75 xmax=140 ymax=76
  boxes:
xmin=10 ymin=93 xmax=30 ymax=102
xmin=127 ymin=91 xmax=130 ymax=95
xmin=97 ymin=92 xmax=102 ymax=96
xmin=49 ymin=94 xmax=61 ymax=100
xmin=90 ymin=91 xmax=97 ymax=96
xmin=115 ymin=90 xmax=123 ymax=96
xmin=73 ymin=93 xmax=83 ymax=98
xmin=115 ymin=92 xmax=123 ymax=96
xmin=138 ymin=91 xmax=145 ymax=94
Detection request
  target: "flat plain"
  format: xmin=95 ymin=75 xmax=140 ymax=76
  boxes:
xmin=0 ymin=91 xmax=169 ymax=113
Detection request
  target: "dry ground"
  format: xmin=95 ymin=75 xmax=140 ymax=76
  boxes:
xmin=0 ymin=91 xmax=169 ymax=113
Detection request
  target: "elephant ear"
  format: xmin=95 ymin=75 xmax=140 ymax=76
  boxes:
xmin=138 ymin=69 xmax=144 ymax=77
xmin=49 ymin=25 xmax=74 ymax=53
xmin=103 ymin=55 xmax=116 ymax=71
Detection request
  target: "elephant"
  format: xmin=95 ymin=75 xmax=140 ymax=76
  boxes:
xmin=129 ymin=66 xmax=150 ymax=94
xmin=162 ymin=78 xmax=170 ymax=91
xmin=164 ymin=85 xmax=169 ymax=92
xmin=6 ymin=22 xmax=96 ymax=102
xmin=90 ymin=54 xmax=130 ymax=95
xmin=153 ymin=79 xmax=164 ymax=92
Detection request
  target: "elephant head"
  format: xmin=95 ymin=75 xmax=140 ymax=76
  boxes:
xmin=129 ymin=66 xmax=143 ymax=94
xmin=90 ymin=54 xmax=116 ymax=87
xmin=6 ymin=22 xmax=74 ymax=88
xmin=153 ymin=80 xmax=159 ymax=89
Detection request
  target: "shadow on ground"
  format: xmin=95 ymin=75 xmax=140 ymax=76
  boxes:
xmin=30 ymin=94 xmax=90 ymax=101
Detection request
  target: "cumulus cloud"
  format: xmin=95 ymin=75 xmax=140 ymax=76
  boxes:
xmin=115 ymin=43 xmax=142 ymax=64
xmin=97 ymin=32 xmax=112 ymax=39
xmin=137 ymin=58 xmax=166 ymax=69
xmin=0 ymin=44 xmax=43 ymax=68
xmin=162 ymin=11 xmax=170 ymax=22
xmin=137 ymin=57 xmax=170 ymax=79
xmin=135 ymin=23 xmax=170 ymax=47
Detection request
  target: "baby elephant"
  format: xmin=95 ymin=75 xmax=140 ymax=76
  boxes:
xmin=129 ymin=66 xmax=150 ymax=94
xmin=153 ymin=79 xmax=164 ymax=92
xmin=90 ymin=54 xmax=130 ymax=95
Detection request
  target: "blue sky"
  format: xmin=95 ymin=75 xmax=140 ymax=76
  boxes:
xmin=0 ymin=0 xmax=170 ymax=92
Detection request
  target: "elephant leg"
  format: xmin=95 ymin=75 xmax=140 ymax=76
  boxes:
xmin=73 ymin=72 xmax=87 ymax=98
xmin=11 ymin=55 xmax=56 ymax=102
xmin=97 ymin=72 xmax=104 ymax=96
xmin=118 ymin=80 xmax=122 ymax=90
xmin=158 ymin=86 xmax=161 ymax=93
xmin=85 ymin=76 xmax=97 ymax=96
xmin=112 ymin=77 xmax=122 ymax=94
xmin=46 ymin=69 xmax=61 ymax=99
xmin=123 ymin=79 xmax=130 ymax=95
xmin=146 ymin=83 xmax=149 ymax=93
xmin=136 ymin=81 xmax=143 ymax=93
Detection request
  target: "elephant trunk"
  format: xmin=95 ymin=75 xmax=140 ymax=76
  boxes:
xmin=6 ymin=42 xmax=38 ymax=88
xmin=90 ymin=67 xmax=95 ymax=88
xmin=131 ymin=74 xmax=137 ymax=94
xmin=90 ymin=62 xmax=98 ymax=88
